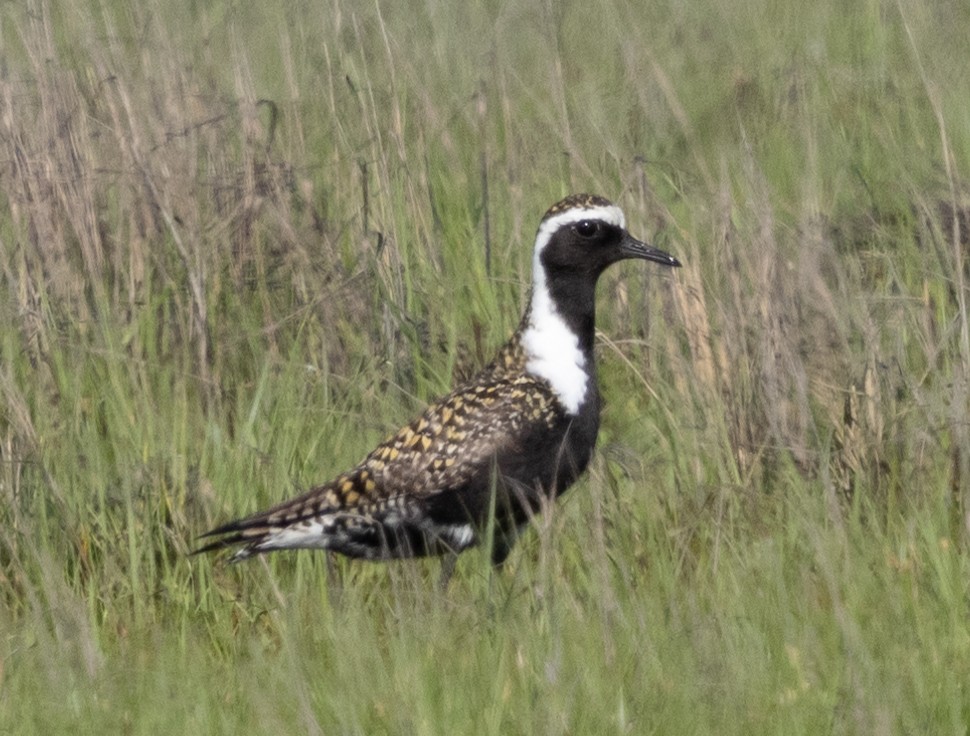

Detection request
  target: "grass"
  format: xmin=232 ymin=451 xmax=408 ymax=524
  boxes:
xmin=2 ymin=0 xmax=970 ymax=732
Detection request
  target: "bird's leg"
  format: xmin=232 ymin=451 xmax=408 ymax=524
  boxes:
xmin=490 ymin=520 xmax=530 ymax=566
xmin=438 ymin=551 xmax=458 ymax=591
xmin=325 ymin=551 xmax=344 ymax=609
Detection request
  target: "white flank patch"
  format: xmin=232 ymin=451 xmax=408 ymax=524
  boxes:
xmin=521 ymin=204 xmax=626 ymax=415
xmin=438 ymin=522 xmax=475 ymax=550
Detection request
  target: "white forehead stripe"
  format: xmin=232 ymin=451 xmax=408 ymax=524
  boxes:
xmin=521 ymin=203 xmax=626 ymax=415
xmin=533 ymin=205 xmax=626 ymax=257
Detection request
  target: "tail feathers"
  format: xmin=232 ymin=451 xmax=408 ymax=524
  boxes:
xmin=194 ymin=508 xmax=388 ymax=561
xmin=195 ymin=506 xmax=479 ymax=562
xmin=194 ymin=484 xmax=341 ymax=561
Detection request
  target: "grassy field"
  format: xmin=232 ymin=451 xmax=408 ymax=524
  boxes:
xmin=2 ymin=0 xmax=970 ymax=732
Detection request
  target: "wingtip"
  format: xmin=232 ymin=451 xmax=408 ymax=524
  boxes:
xmin=190 ymin=533 xmax=242 ymax=558
xmin=191 ymin=535 xmax=260 ymax=563
xmin=191 ymin=519 xmax=260 ymax=560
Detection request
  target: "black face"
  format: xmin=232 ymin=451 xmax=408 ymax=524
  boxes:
xmin=541 ymin=218 xmax=681 ymax=277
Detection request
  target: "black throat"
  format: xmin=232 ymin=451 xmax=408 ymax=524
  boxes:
xmin=541 ymin=268 xmax=600 ymax=359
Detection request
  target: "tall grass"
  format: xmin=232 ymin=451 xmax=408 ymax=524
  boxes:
xmin=1 ymin=0 xmax=969 ymax=732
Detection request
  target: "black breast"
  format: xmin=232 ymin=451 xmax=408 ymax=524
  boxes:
xmin=424 ymin=383 xmax=601 ymax=536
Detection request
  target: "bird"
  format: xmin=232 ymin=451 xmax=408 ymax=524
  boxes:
xmin=195 ymin=193 xmax=680 ymax=570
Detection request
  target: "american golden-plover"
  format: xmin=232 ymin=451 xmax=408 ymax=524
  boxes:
xmin=197 ymin=194 xmax=680 ymax=568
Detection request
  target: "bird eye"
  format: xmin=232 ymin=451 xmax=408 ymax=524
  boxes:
xmin=574 ymin=220 xmax=599 ymax=238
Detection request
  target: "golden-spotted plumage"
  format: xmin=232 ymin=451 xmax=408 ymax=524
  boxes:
xmin=196 ymin=193 xmax=680 ymax=566
xmin=197 ymin=336 xmax=562 ymax=562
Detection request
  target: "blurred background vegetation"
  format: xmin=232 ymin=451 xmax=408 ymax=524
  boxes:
xmin=1 ymin=0 xmax=969 ymax=732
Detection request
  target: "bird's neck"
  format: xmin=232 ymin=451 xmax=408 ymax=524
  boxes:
xmin=514 ymin=267 xmax=599 ymax=415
